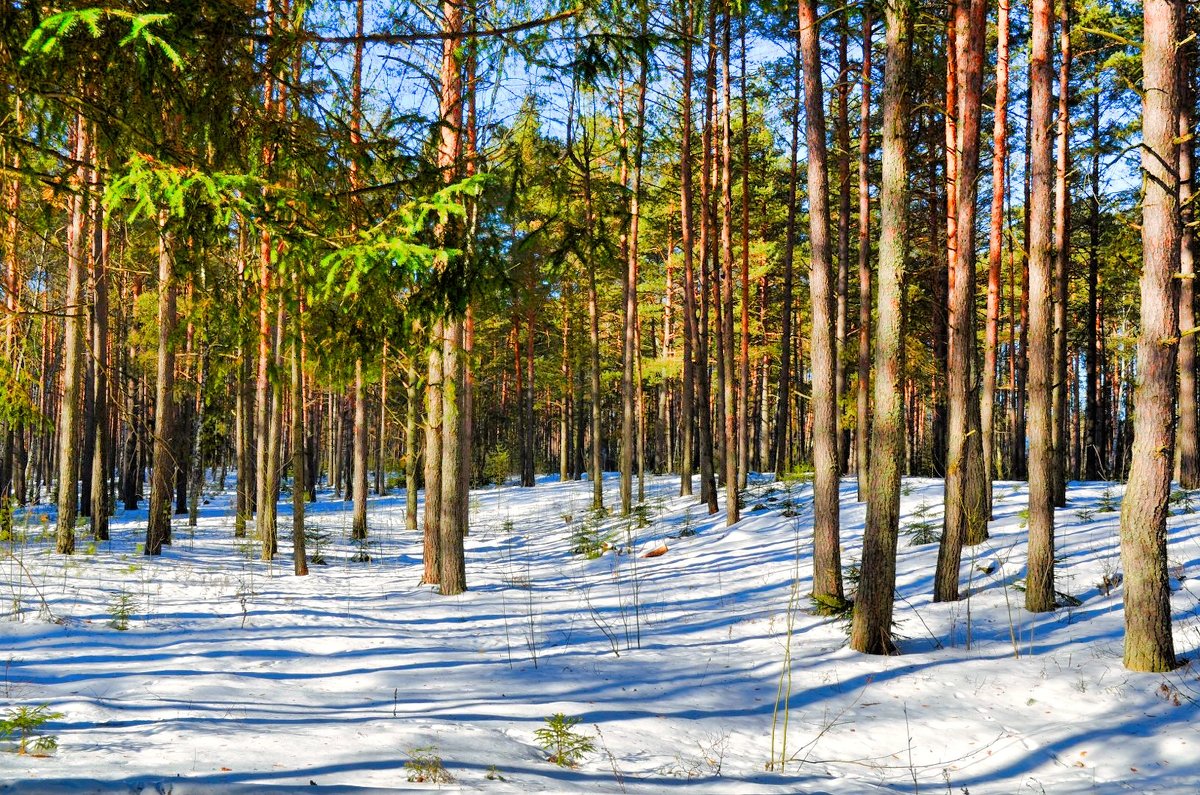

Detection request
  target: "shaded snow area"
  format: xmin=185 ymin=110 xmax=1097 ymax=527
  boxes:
xmin=2 ymin=474 xmax=1200 ymax=793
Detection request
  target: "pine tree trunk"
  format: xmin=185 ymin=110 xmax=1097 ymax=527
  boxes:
xmin=835 ymin=6 xmax=853 ymax=477
xmin=423 ymin=321 xmax=443 ymax=585
xmin=719 ymin=3 xmax=739 ymax=525
xmin=1084 ymin=85 xmax=1103 ymax=481
xmin=89 ymin=176 xmax=110 ymax=541
xmin=1051 ymin=0 xmax=1072 ymax=507
xmin=936 ymin=0 xmax=989 ymax=602
xmin=855 ymin=5 xmax=873 ymax=501
xmin=291 ymin=288 xmax=309 ymax=577
xmin=56 ymin=117 xmax=91 ymax=554
xmin=406 ymin=361 xmax=419 ymax=532
xmin=377 ymin=348 xmax=388 ymax=496
xmin=678 ymin=0 xmax=697 ymax=498
xmin=1177 ymin=26 xmax=1199 ymax=489
xmin=352 ymin=359 xmax=368 ymax=539
xmin=737 ymin=15 xmax=751 ymax=490
xmin=982 ymin=0 xmax=1010 ymax=511
xmin=773 ymin=31 xmax=800 ymax=478
xmin=850 ymin=0 xmax=912 ymax=654
xmin=1025 ymin=0 xmax=1058 ymax=613
xmin=798 ymin=0 xmax=842 ymax=602
xmin=440 ymin=317 xmax=467 ymax=594
xmin=521 ymin=311 xmax=535 ymax=488
xmin=1120 ymin=0 xmax=1181 ymax=673
xmin=146 ymin=212 xmax=176 ymax=557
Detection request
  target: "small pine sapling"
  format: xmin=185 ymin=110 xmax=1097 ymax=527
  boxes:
xmin=0 ymin=705 xmax=63 ymax=755
xmin=535 ymin=713 xmax=595 ymax=767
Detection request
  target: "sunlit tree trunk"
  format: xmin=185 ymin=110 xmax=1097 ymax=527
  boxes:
xmin=738 ymin=15 xmax=751 ymax=490
xmin=423 ymin=320 xmax=443 ymax=585
xmin=89 ymin=163 xmax=110 ymax=541
xmin=935 ymin=0 xmax=989 ymax=602
xmin=146 ymin=211 xmax=176 ymax=557
xmin=1120 ymin=0 xmax=1181 ymax=673
xmin=773 ymin=29 xmax=800 ymax=479
xmin=719 ymin=2 xmax=739 ymax=524
xmin=1176 ymin=23 xmax=1199 ymax=489
xmin=436 ymin=0 xmax=467 ymax=595
xmin=1051 ymin=0 xmax=1072 ymax=507
xmin=678 ymin=0 xmax=697 ymax=497
xmin=855 ymin=5 xmax=873 ymax=501
xmin=291 ymin=278 xmax=309 ymax=577
xmin=1026 ymin=0 xmax=1058 ymax=613
xmin=56 ymin=116 xmax=90 ymax=555
xmin=982 ymin=0 xmax=1010 ymax=512
xmin=798 ymin=0 xmax=842 ymax=602
xmin=835 ymin=5 xmax=852 ymax=477
xmin=850 ymin=0 xmax=912 ymax=654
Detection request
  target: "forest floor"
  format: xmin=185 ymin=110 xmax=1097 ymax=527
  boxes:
xmin=1 ymin=473 xmax=1199 ymax=793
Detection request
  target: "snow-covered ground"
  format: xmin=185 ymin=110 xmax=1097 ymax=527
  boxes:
xmin=1 ymin=473 xmax=1199 ymax=793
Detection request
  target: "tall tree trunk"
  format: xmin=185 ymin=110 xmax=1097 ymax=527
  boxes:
xmin=406 ymin=361 xmax=419 ymax=532
xmin=263 ymin=307 xmax=284 ymax=558
xmin=291 ymin=281 xmax=309 ymax=576
xmin=855 ymin=5 xmax=873 ymax=501
xmin=719 ymin=2 xmax=739 ymax=524
xmin=352 ymin=358 xmax=368 ymax=539
xmin=850 ymin=0 xmax=912 ymax=654
xmin=349 ymin=0 xmax=369 ymax=539
xmin=697 ymin=0 xmax=719 ymax=512
xmin=56 ymin=116 xmax=90 ymax=555
xmin=436 ymin=0 xmax=467 ymax=594
xmin=523 ymin=308 xmax=535 ymax=487
xmin=1025 ymin=0 xmax=1058 ymax=613
xmin=678 ymin=0 xmax=698 ymax=498
xmin=1084 ymin=84 xmax=1103 ymax=481
xmin=424 ymin=322 xmax=443 ymax=584
xmin=146 ymin=212 xmax=176 ymax=556
xmin=738 ymin=14 xmax=751 ymax=491
xmin=936 ymin=0 xmax=989 ymax=602
xmin=774 ymin=27 xmax=801 ymax=478
xmin=1051 ymin=0 xmax=1072 ymax=507
xmin=835 ymin=4 xmax=853 ymax=477
xmin=1177 ymin=23 xmax=1199 ymax=489
xmin=440 ymin=317 xmax=467 ymax=593
xmin=982 ymin=0 xmax=1010 ymax=510
xmin=560 ymin=301 xmax=571 ymax=482
xmin=798 ymin=0 xmax=842 ymax=602
xmin=89 ymin=169 xmax=110 ymax=541
xmin=378 ymin=346 xmax=388 ymax=495
xmin=621 ymin=52 xmax=648 ymax=514
xmin=1120 ymin=0 xmax=1181 ymax=673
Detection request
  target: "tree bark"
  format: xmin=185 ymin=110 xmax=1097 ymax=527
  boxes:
xmin=89 ymin=168 xmax=110 ymax=541
xmin=56 ymin=116 xmax=90 ymax=555
xmin=850 ymin=0 xmax=912 ymax=655
xmin=423 ymin=321 xmax=443 ymax=584
xmin=146 ymin=212 xmax=176 ymax=557
xmin=935 ymin=0 xmax=989 ymax=602
xmin=291 ymin=284 xmax=309 ymax=576
xmin=719 ymin=2 xmax=739 ymax=524
xmin=1120 ymin=0 xmax=1181 ymax=673
xmin=1025 ymin=0 xmax=1058 ymax=613
xmin=1051 ymin=0 xmax=1072 ymax=507
xmin=835 ymin=4 xmax=853 ymax=477
xmin=855 ymin=5 xmax=873 ymax=501
xmin=798 ymin=0 xmax=842 ymax=602
xmin=773 ymin=27 xmax=801 ymax=479
xmin=982 ymin=0 xmax=1010 ymax=511
xmin=1177 ymin=22 xmax=1199 ymax=489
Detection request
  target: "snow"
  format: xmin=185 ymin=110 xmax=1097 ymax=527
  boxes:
xmin=1 ymin=473 xmax=1198 ymax=793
